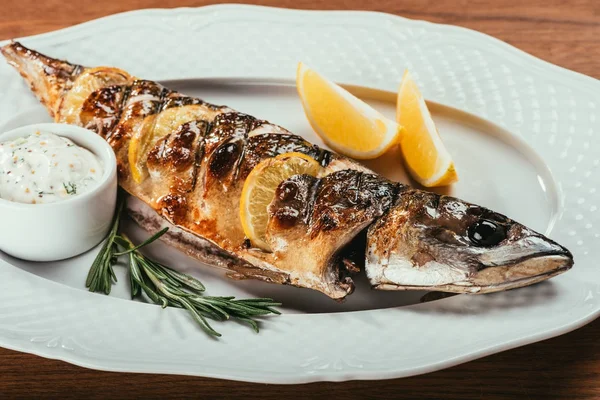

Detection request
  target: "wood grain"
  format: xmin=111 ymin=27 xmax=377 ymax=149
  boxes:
xmin=0 ymin=1 xmax=599 ymax=398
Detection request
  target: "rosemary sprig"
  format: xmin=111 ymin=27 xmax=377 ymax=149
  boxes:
xmin=85 ymin=193 xmax=281 ymax=337
xmin=85 ymin=193 xmax=124 ymax=294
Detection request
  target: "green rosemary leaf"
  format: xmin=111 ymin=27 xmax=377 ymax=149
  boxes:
xmin=135 ymin=270 xmax=168 ymax=308
xmin=234 ymin=316 xmax=259 ymax=333
xmin=85 ymin=191 xmax=125 ymax=294
xmin=86 ymin=238 xmax=110 ymax=287
xmin=160 ymin=265 xmax=206 ymax=292
xmin=179 ymin=298 xmax=221 ymax=337
xmin=264 ymin=307 xmax=282 ymax=315
xmin=188 ymin=296 xmax=230 ymax=320
xmin=182 ymin=299 xmax=223 ymax=321
xmin=128 ymin=253 xmax=141 ymax=298
xmin=113 ymin=227 xmax=169 ymax=256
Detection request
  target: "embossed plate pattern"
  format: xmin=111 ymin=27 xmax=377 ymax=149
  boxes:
xmin=0 ymin=5 xmax=598 ymax=383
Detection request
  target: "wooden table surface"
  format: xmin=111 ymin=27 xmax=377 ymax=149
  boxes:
xmin=1 ymin=1 xmax=598 ymax=398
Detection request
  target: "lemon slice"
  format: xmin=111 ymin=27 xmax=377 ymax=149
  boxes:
xmin=58 ymin=67 xmax=130 ymax=124
xmin=129 ymin=104 xmax=207 ymax=183
xmin=240 ymin=152 xmax=321 ymax=251
xmin=396 ymin=70 xmax=458 ymax=187
xmin=296 ymin=62 xmax=401 ymax=160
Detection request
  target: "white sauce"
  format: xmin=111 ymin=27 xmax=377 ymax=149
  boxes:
xmin=0 ymin=132 xmax=103 ymax=204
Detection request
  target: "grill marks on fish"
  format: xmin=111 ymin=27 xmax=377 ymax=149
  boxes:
xmin=144 ymin=120 xmax=210 ymax=225
xmin=205 ymin=113 xmax=258 ymax=182
xmin=80 ymin=85 xmax=130 ymax=138
xmin=147 ymin=120 xmax=208 ymax=190
xmin=270 ymin=174 xmax=319 ymax=229
xmin=268 ymin=171 xmax=399 ymax=239
xmin=162 ymin=92 xmax=225 ymax=112
xmin=237 ymin=134 xmax=323 ymax=180
xmin=311 ymin=171 xmax=398 ymax=235
xmin=115 ymin=80 xmax=166 ymax=148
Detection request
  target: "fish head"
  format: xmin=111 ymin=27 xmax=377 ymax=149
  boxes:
xmin=365 ymin=189 xmax=573 ymax=293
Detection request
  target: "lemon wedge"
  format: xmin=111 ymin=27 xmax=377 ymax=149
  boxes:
xmin=240 ymin=152 xmax=321 ymax=251
xmin=58 ymin=67 xmax=130 ymax=124
xmin=396 ymin=70 xmax=458 ymax=187
xmin=296 ymin=62 xmax=401 ymax=160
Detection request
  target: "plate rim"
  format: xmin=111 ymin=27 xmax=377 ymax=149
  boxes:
xmin=2 ymin=4 xmax=598 ymax=88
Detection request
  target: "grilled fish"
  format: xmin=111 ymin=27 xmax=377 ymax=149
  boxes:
xmin=1 ymin=42 xmax=573 ymax=300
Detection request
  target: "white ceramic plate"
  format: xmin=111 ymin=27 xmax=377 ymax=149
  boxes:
xmin=0 ymin=5 xmax=598 ymax=384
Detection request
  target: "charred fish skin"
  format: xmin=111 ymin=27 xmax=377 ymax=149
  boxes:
xmin=1 ymin=42 xmax=574 ymax=299
xmin=366 ymin=190 xmax=573 ymax=293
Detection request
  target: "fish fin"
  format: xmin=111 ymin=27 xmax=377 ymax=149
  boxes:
xmin=1 ymin=41 xmax=84 ymax=118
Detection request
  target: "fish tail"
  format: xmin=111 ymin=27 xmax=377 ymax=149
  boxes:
xmin=1 ymin=41 xmax=84 ymax=118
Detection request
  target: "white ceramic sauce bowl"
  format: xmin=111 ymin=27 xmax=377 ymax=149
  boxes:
xmin=0 ymin=123 xmax=117 ymax=261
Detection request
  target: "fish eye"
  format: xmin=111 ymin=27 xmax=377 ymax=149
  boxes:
xmin=468 ymin=219 xmax=506 ymax=247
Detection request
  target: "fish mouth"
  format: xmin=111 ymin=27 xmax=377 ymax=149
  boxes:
xmin=478 ymin=248 xmax=574 ymax=271
xmin=467 ymin=235 xmax=574 ymax=292
xmin=372 ymin=254 xmax=573 ymax=294
xmin=477 ymin=236 xmax=573 ymax=268
xmin=464 ymin=253 xmax=573 ymax=293
xmin=463 ymin=232 xmax=574 ymax=293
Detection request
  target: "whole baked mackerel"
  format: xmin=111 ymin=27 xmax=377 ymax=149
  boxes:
xmin=1 ymin=42 xmax=573 ymax=299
